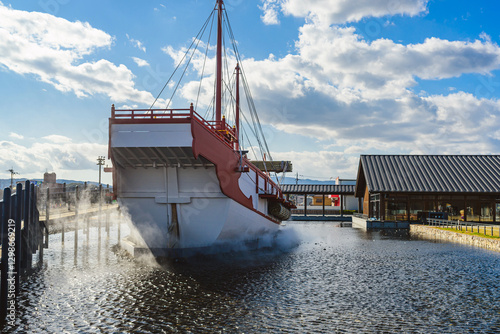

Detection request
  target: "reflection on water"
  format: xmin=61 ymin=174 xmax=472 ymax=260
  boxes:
xmin=4 ymin=221 xmax=500 ymax=333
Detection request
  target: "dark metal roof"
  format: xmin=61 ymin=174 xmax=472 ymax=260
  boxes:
xmin=281 ymin=184 xmax=355 ymax=195
xmin=355 ymin=155 xmax=500 ymax=195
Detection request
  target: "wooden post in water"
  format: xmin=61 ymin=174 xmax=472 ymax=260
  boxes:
xmin=36 ymin=185 xmax=43 ymax=263
xmin=46 ymin=187 xmax=50 ymax=233
xmin=74 ymin=186 xmax=78 ymax=251
xmin=105 ymin=185 xmax=110 ymax=237
xmin=117 ymin=207 xmax=121 ymax=246
xmin=75 ymin=186 xmax=79 ymax=245
xmin=23 ymin=181 xmax=32 ymax=271
xmin=98 ymin=184 xmax=102 ymax=242
xmin=15 ymin=183 xmax=22 ymax=295
xmin=29 ymin=183 xmax=35 ymax=268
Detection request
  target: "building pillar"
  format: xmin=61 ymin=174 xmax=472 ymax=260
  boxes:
xmin=322 ymin=194 xmax=325 ymax=217
xmin=380 ymin=194 xmax=385 ymax=221
xmin=340 ymin=195 xmax=344 ymax=217
xmin=494 ymin=200 xmax=497 ymax=223
xmin=304 ymin=193 xmax=307 ymax=217
xmin=464 ymin=196 xmax=468 ymax=222
xmin=407 ymin=196 xmax=410 ymax=222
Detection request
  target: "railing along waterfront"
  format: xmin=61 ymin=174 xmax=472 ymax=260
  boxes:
xmin=0 ymin=181 xmax=48 ymax=324
xmin=424 ymin=218 xmax=500 ymax=238
xmin=38 ymin=185 xmax=117 ymax=244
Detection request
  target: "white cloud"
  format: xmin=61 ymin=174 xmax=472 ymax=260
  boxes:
xmin=132 ymin=57 xmax=150 ymax=67
xmin=163 ymin=16 xmax=500 ymax=175
xmin=9 ymin=132 xmax=23 ymax=140
xmin=126 ymin=34 xmax=146 ymax=52
xmin=292 ymin=25 xmax=500 ymax=101
xmin=259 ymin=0 xmax=280 ymax=25
xmin=42 ymin=134 xmax=72 ymax=144
xmin=0 ymin=137 xmax=108 ymax=179
xmin=263 ymin=0 xmax=429 ymax=25
xmin=0 ymin=4 xmax=155 ymax=105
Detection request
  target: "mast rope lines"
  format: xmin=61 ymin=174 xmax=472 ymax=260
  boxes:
xmin=149 ymin=0 xmax=280 ymax=184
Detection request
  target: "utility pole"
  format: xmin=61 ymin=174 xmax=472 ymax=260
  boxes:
xmin=6 ymin=168 xmax=19 ymax=190
xmin=97 ymin=156 xmax=105 ymax=186
xmin=295 ymin=172 xmax=299 ymax=185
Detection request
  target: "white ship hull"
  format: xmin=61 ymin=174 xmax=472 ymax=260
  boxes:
xmin=110 ymin=118 xmax=287 ymax=256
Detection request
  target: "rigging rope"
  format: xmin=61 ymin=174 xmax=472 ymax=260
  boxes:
xmin=150 ymin=11 xmax=214 ymax=109
xmin=195 ymin=11 xmax=216 ymax=112
xmin=150 ymin=4 xmax=284 ymax=189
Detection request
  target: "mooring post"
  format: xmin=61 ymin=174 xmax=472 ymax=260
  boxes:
xmin=23 ymin=181 xmax=31 ymax=271
xmin=75 ymin=186 xmax=79 ymax=244
xmin=15 ymin=183 xmax=22 ymax=296
xmin=34 ymin=185 xmax=43 ymax=264
xmin=46 ymin=187 xmax=50 ymax=232
xmin=105 ymin=185 xmax=109 ymax=236
xmin=74 ymin=187 xmax=78 ymax=252
xmin=63 ymin=182 xmax=69 ymax=211
xmin=98 ymin=184 xmax=102 ymax=241
xmin=117 ymin=207 xmax=121 ymax=246
xmin=30 ymin=183 xmax=36 ymax=265
xmin=1 ymin=188 xmax=12 ymax=320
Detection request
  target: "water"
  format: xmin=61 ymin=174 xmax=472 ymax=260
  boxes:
xmin=4 ymin=221 xmax=500 ymax=333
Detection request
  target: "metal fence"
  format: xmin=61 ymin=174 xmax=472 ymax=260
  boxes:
xmin=424 ymin=218 xmax=500 ymax=238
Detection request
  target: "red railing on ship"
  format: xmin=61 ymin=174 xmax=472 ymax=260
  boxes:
xmin=112 ymin=108 xmax=191 ymax=120
xmin=110 ymin=104 xmax=285 ymax=201
xmin=111 ymin=104 xmax=237 ymax=148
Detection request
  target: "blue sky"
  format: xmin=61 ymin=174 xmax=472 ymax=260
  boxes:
xmin=1 ymin=0 xmax=499 ymax=184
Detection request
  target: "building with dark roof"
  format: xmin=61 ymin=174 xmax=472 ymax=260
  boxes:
xmin=354 ymin=155 xmax=500 ymax=222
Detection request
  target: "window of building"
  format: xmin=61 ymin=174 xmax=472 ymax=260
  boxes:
xmin=409 ymin=201 xmax=424 ymax=221
xmin=480 ymin=202 xmax=494 ymax=222
xmin=437 ymin=198 xmax=465 ymax=221
xmin=385 ymin=196 xmax=407 ymax=221
xmin=370 ymin=194 xmax=380 ymax=219
xmin=467 ymin=202 xmax=481 ymax=222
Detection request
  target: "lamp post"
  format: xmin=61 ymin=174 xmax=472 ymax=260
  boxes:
xmin=97 ymin=156 xmax=105 ymax=186
xmin=6 ymin=168 xmax=19 ymax=190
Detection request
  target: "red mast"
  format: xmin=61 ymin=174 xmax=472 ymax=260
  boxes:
xmin=235 ymin=63 xmax=240 ymax=150
xmin=215 ymin=0 xmax=223 ymax=129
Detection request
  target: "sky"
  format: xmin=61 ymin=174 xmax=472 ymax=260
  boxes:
xmin=1 ymin=0 xmax=500 ymax=184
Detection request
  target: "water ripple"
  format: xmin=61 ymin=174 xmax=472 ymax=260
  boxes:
xmin=3 ymin=222 xmax=500 ymax=333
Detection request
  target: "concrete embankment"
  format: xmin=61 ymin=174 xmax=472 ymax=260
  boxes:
xmin=410 ymin=224 xmax=500 ymax=253
xmin=352 ymin=216 xmax=409 ymax=229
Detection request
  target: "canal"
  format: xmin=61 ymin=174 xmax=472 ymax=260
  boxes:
xmin=4 ymin=221 xmax=500 ymax=333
